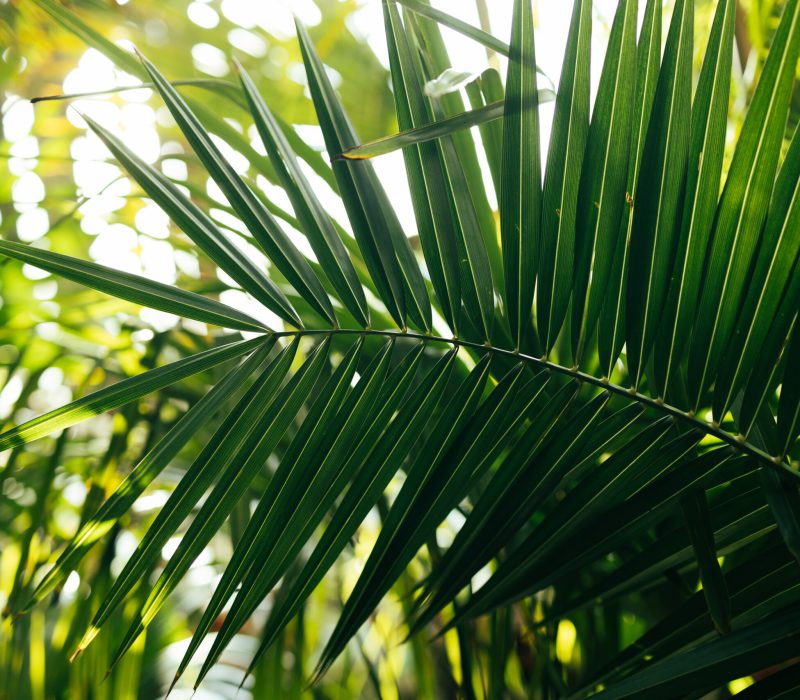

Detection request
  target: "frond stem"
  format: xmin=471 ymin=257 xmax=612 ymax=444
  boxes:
xmin=271 ymin=327 xmax=798 ymax=481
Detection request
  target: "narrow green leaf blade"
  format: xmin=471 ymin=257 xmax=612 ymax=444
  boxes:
xmin=778 ymin=321 xmax=800 ymax=456
xmin=0 ymin=240 xmax=268 ymax=333
xmin=714 ymin=123 xmax=800 ymax=418
xmin=681 ymin=488 xmax=732 ymax=634
xmin=236 ymin=61 xmax=370 ymax=328
xmin=626 ymin=0 xmax=693 ymax=385
xmin=22 ymin=338 xmax=275 ymax=611
xmin=537 ymin=0 xmax=592 ymax=353
xmin=315 ymin=355 xmax=493 ymax=677
xmin=571 ymin=0 xmax=638 ymax=360
xmin=82 ymin=115 xmax=298 ymax=325
xmin=689 ymin=0 xmax=800 ymax=409
xmin=136 ymin=51 xmax=334 ymax=326
xmin=107 ymin=339 xmax=331 ymax=668
xmin=340 ymin=93 xmax=555 ymax=161
xmin=296 ymin=20 xmax=431 ymax=331
xmin=188 ymin=338 xmax=361 ymax=685
xmin=656 ymin=0 xmax=736 ymax=394
xmin=0 ymin=336 xmax=264 ymax=453
xmin=591 ymin=607 xmax=800 ymax=699
xmin=247 ymin=347 xmax=457 ymax=680
xmin=598 ymin=0 xmax=661 ymax=376
xmin=500 ymin=0 xmax=541 ymax=349
xmin=383 ymin=0 xmax=462 ymax=331
xmin=74 ymin=338 xmax=300 ymax=654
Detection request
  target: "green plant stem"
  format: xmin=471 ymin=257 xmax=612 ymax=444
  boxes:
xmin=271 ymin=327 xmax=798 ymax=479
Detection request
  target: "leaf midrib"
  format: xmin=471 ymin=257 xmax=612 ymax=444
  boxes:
xmin=270 ymin=326 xmax=797 ymax=478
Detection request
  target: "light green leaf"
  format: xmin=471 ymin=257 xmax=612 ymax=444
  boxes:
xmin=500 ymin=0 xmax=541 ymax=349
xmin=340 ymin=91 xmax=555 ymax=162
xmin=73 ymin=338 xmax=301 ymax=656
xmin=136 ymin=50 xmax=334 ymax=326
xmin=571 ymin=0 xmax=637 ymax=360
xmin=82 ymin=115 xmax=299 ymax=325
xmin=189 ymin=338 xmax=362 ymax=685
xmin=0 ymin=336 xmax=265 ymax=453
xmin=248 ymin=346 xmax=456 ymax=681
xmin=296 ymin=20 xmax=431 ymax=331
xmin=537 ymin=0 xmax=591 ymax=353
xmin=235 ymin=61 xmax=370 ymax=328
xmin=383 ymin=0 xmax=462 ymax=331
xmin=626 ymin=0 xmax=693 ymax=386
xmin=107 ymin=338 xmax=331 ymax=668
xmin=689 ymin=0 xmax=800 ymax=409
xmin=0 ymin=240 xmax=268 ymax=333
xmin=21 ymin=339 xmax=275 ymax=611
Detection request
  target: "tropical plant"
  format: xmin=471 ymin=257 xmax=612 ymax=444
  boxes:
xmin=2 ymin=0 xmax=800 ymax=697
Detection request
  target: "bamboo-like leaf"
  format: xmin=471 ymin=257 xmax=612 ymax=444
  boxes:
xmin=383 ymin=0 xmax=461 ymax=330
xmin=655 ymin=0 xmax=736 ymax=395
xmin=0 ymin=336 xmax=264 ymax=453
xmin=465 ymin=69 xmax=504 ymax=198
xmin=0 ymin=240 xmax=268 ymax=333
xmin=714 ymin=123 xmax=800 ymax=419
xmin=135 ymin=50 xmax=335 ymax=326
xmin=626 ymin=0 xmax=693 ymax=386
xmin=73 ymin=337 xmax=301 ymax=656
xmin=681 ymin=489 xmax=732 ymax=634
xmin=598 ymin=0 xmax=661 ymax=376
xmin=296 ymin=20 xmax=431 ymax=331
xmin=428 ymin=111 xmax=496 ymax=340
xmin=500 ymin=0 xmax=541 ymax=349
xmin=21 ymin=339 xmax=275 ymax=611
xmin=340 ymin=90 xmax=555 ymax=161
xmin=405 ymin=7 xmax=504 ymax=290
xmin=392 ymin=0 xmax=552 ymax=85
xmin=570 ymin=0 xmax=637 ymax=360
xmin=235 ymin=343 xmax=427 ymax=684
xmin=235 ymin=61 xmax=370 ymax=328
xmin=82 ymin=115 xmax=301 ymax=326
xmin=537 ymin=0 xmax=591 ymax=353
xmin=689 ymin=0 xmax=800 ymax=409
xmin=245 ymin=347 xmax=457 ymax=681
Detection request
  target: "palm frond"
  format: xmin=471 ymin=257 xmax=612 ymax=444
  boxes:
xmin=4 ymin=0 xmax=800 ymax=697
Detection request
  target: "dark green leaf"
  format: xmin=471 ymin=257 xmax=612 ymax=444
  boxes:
xmin=626 ymin=0 xmax=693 ymax=385
xmin=537 ymin=0 xmax=591 ymax=353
